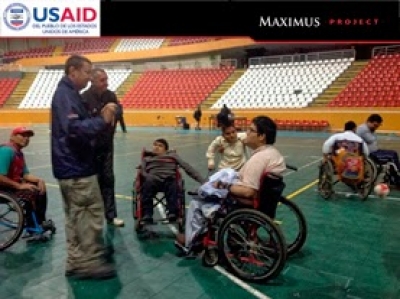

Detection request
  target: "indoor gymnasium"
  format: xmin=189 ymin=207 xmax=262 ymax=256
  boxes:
xmin=0 ymin=38 xmax=399 ymax=299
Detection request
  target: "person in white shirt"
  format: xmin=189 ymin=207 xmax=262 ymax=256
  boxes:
xmin=176 ymin=116 xmax=286 ymax=252
xmin=206 ymin=121 xmax=248 ymax=171
xmin=322 ymin=121 xmax=370 ymax=160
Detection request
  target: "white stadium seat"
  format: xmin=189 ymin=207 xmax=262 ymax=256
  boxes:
xmin=211 ymin=57 xmax=353 ymax=109
xmin=18 ymin=69 xmax=132 ymax=109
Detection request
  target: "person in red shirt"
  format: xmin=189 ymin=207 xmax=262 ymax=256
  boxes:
xmin=0 ymin=127 xmax=50 ymax=229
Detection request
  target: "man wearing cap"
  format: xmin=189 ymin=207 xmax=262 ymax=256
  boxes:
xmin=0 ymin=127 xmax=49 ymax=228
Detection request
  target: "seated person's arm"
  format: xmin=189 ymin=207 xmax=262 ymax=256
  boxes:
xmin=174 ymin=154 xmax=206 ymax=184
xmin=229 ymin=158 xmax=276 ymax=206
xmin=229 ymin=184 xmax=256 ymax=206
xmin=140 ymin=158 xmax=151 ymax=178
xmin=322 ymin=135 xmax=336 ymax=161
xmin=357 ymin=127 xmax=375 ymax=145
xmin=23 ymin=170 xmax=46 ymax=194
xmin=0 ymin=147 xmax=36 ymax=191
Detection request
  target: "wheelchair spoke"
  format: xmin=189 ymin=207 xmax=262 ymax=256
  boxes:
xmin=0 ymin=196 xmax=24 ymax=250
xmin=220 ymin=212 xmax=286 ymax=281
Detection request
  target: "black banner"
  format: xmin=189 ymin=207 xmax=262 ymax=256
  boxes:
xmin=100 ymin=1 xmax=400 ymax=41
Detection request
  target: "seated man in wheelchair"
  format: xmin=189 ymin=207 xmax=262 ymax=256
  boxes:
xmin=139 ymin=138 xmax=206 ymax=223
xmin=175 ymin=116 xmax=286 ymax=252
xmin=356 ymin=114 xmax=400 ymax=187
xmin=321 ymin=121 xmax=370 ymax=188
xmin=0 ymin=127 xmax=54 ymax=235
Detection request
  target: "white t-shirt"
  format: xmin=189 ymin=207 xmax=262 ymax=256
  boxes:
xmin=322 ymin=131 xmax=370 ymax=156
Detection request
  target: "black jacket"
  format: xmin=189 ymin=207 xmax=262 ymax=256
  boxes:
xmin=81 ymin=88 xmax=120 ymax=150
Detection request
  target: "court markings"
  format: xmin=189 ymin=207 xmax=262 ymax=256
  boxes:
xmin=314 ymin=189 xmax=400 ymax=202
xmin=43 ymin=157 xmax=320 ymax=299
xmin=155 ymin=159 xmax=320 ymax=299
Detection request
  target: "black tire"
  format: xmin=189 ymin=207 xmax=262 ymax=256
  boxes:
xmin=318 ymin=161 xmax=334 ymax=200
xmin=202 ymin=247 xmax=219 ymax=267
xmin=217 ymin=209 xmax=287 ymax=282
xmin=278 ymin=197 xmax=307 ymax=256
xmin=0 ymin=192 xmax=25 ymax=251
xmin=359 ymin=158 xmax=377 ymax=201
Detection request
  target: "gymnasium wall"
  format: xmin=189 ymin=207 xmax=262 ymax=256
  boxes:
xmin=1 ymin=108 xmax=400 ymax=132
xmin=16 ymin=38 xmax=256 ymax=67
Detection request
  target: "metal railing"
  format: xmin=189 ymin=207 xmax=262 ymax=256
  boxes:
xmin=248 ymin=49 xmax=356 ymax=66
xmin=143 ymin=58 xmax=237 ymax=71
xmin=0 ymin=63 xmax=22 ymax=71
xmin=93 ymin=63 xmax=133 ymax=70
xmin=371 ymin=45 xmax=400 ymax=57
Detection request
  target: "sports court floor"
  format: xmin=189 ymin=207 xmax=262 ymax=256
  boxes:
xmin=0 ymin=125 xmax=399 ymax=299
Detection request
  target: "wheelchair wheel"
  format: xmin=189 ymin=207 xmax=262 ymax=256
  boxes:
xmin=358 ymin=158 xmax=377 ymax=201
xmin=318 ymin=161 xmax=334 ymax=200
xmin=0 ymin=192 xmax=25 ymax=251
xmin=218 ymin=209 xmax=287 ymax=282
xmin=202 ymin=246 xmax=219 ymax=267
xmin=276 ymin=197 xmax=307 ymax=256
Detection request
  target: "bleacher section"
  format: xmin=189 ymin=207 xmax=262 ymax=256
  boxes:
xmin=0 ymin=78 xmax=20 ymax=107
xmin=211 ymin=58 xmax=353 ymax=109
xmin=167 ymin=37 xmax=216 ymax=46
xmin=329 ymin=53 xmax=400 ymax=107
xmin=2 ymin=46 xmax=56 ymax=63
xmin=18 ymin=69 xmax=132 ymax=109
xmin=114 ymin=39 xmax=165 ymax=52
xmin=121 ymin=67 xmax=235 ymax=109
xmin=62 ymin=38 xmax=117 ymax=55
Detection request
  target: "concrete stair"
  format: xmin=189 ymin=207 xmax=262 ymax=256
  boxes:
xmin=200 ymin=69 xmax=246 ymax=108
xmin=115 ymin=72 xmax=142 ymax=101
xmin=311 ymin=60 xmax=369 ymax=107
xmin=109 ymin=39 xmax=121 ymax=52
xmin=160 ymin=38 xmax=170 ymax=47
xmin=52 ymin=46 xmax=63 ymax=56
xmin=3 ymin=72 xmax=37 ymax=109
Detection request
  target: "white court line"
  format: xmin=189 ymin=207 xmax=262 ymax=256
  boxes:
xmin=318 ymin=189 xmax=400 ymax=202
xmin=156 ymin=157 xmax=321 ymax=299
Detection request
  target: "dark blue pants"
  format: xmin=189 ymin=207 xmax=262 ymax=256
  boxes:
xmin=141 ymin=176 xmax=178 ymax=218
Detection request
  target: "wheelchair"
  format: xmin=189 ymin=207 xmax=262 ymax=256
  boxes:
xmin=0 ymin=191 xmax=56 ymax=251
xmin=318 ymin=146 xmax=377 ymax=201
xmin=178 ymin=165 xmax=307 ymax=282
xmin=369 ymin=154 xmax=400 ymax=187
xmin=132 ymin=148 xmax=186 ymax=234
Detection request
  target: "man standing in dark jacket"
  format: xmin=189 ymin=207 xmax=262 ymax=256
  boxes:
xmin=82 ymin=68 xmax=124 ymax=227
xmin=51 ymin=55 xmax=118 ymax=279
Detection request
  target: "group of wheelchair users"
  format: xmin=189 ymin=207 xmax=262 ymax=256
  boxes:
xmin=1 ymin=110 xmax=399 ymax=280
xmin=319 ymin=113 xmax=400 ymax=199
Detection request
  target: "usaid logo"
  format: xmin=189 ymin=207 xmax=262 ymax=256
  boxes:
xmin=3 ymin=3 xmax=31 ymax=31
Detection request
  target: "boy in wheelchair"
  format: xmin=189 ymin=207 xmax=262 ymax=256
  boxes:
xmin=0 ymin=127 xmax=54 ymax=237
xmin=321 ymin=121 xmax=370 ymax=189
xmin=139 ymin=138 xmax=206 ymax=223
xmin=175 ymin=116 xmax=286 ymax=253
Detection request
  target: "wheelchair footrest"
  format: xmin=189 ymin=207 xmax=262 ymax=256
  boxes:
xmin=22 ymin=231 xmax=52 ymax=242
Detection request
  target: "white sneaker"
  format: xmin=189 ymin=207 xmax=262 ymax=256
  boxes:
xmin=110 ymin=218 xmax=124 ymax=227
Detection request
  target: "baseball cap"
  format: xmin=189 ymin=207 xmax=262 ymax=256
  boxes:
xmin=11 ymin=126 xmax=34 ymax=137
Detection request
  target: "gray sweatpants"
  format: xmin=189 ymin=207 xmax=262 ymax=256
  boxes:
xmin=58 ymin=175 xmax=106 ymax=271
